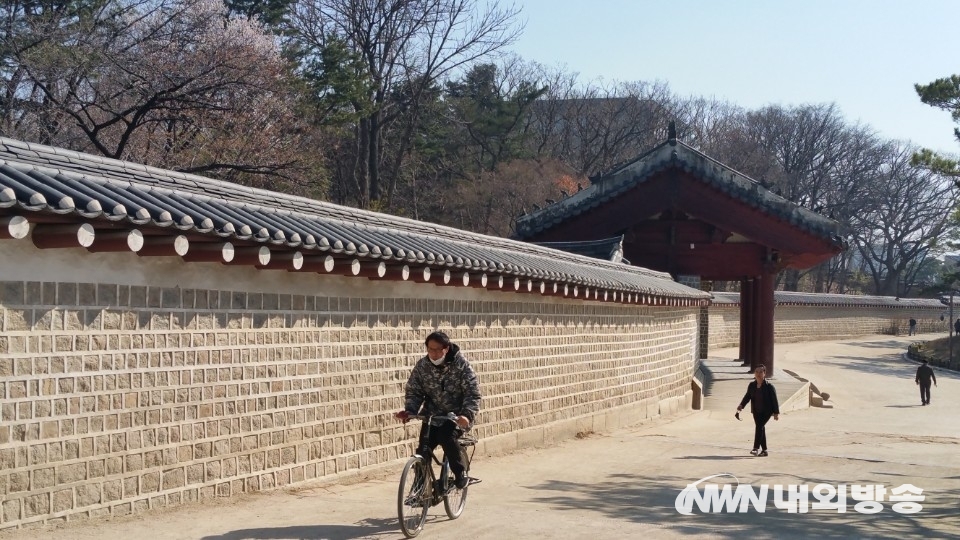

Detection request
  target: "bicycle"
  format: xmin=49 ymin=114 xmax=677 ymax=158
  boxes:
xmin=397 ymin=413 xmax=479 ymax=538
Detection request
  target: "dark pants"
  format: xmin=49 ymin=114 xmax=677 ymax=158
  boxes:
xmin=418 ymin=421 xmax=466 ymax=480
xmin=920 ymin=383 xmax=932 ymax=404
xmin=753 ymin=412 xmax=772 ymax=450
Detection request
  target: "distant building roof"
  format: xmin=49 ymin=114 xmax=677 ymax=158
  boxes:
xmin=515 ymin=137 xmax=844 ymax=249
xmin=531 ymin=235 xmax=628 ymax=263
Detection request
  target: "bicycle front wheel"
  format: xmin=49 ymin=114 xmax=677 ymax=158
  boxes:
xmin=442 ymin=460 xmax=468 ymax=519
xmin=398 ymin=456 xmax=430 ymax=538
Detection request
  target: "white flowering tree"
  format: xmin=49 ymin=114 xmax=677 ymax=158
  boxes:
xmin=2 ymin=0 xmax=321 ymax=189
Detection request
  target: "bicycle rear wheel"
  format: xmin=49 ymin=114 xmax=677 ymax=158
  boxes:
xmin=441 ymin=459 xmax=468 ymax=519
xmin=398 ymin=456 xmax=430 ymax=538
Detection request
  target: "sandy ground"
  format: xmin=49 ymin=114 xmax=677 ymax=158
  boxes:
xmin=4 ymin=334 xmax=959 ymax=540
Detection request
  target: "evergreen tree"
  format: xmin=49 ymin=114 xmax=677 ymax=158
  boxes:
xmin=914 ymin=75 xmax=960 ymax=178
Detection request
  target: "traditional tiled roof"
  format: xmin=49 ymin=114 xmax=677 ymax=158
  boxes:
xmin=0 ymin=137 xmax=709 ymax=302
xmin=711 ymin=291 xmax=948 ymax=309
xmin=531 ymin=235 xmax=626 ymax=263
xmin=515 ymin=138 xmax=844 ymax=248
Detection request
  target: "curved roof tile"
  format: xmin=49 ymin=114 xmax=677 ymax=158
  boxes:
xmin=0 ymin=136 xmax=708 ymax=301
xmin=711 ymin=291 xmax=947 ymax=308
xmin=515 ymin=138 xmax=844 ymax=247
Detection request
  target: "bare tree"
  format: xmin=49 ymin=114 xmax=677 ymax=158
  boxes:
xmin=852 ymin=143 xmax=958 ymax=295
xmin=452 ymin=157 xmax=579 ymax=236
xmin=702 ymin=104 xmax=890 ymax=291
xmin=0 ymin=0 xmax=136 ymax=147
xmin=289 ymin=0 xmax=522 ymax=208
xmin=384 ymin=57 xmax=551 ymax=233
xmin=524 ymin=73 xmax=676 ymax=177
xmin=672 ymin=96 xmax=744 ymax=151
xmin=2 ymin=0 xmax=319 ymax=187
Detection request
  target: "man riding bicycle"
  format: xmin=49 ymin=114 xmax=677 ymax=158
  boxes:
xmin=395 ymin=331 xmax=481 ymax=490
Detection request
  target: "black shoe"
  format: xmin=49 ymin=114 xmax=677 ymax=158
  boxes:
xmin=758 ymin=450 xmax=768 ymax=457
xmin=455 ymin=476 xmax=470 ymax=489
xmin=749 ymin=448 xmax=759 ymax=456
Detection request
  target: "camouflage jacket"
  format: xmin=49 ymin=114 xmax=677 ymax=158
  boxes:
xmin=403 ymin=343 xmax=481 ymax=425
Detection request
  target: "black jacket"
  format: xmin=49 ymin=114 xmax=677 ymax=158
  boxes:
xmin=915 ymin=364 xmax=937 ymax=385
xmin=404 ymin=343 xmax=482 ymax=424
xmin=739 ymin=380 xmax=780 ymax=415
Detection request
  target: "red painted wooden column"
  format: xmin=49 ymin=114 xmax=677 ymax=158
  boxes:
xmin=759 ymin=270 xmax=777 ymax=374
xmin=749 ymin=277 xmax=763 ymax=372
xmin=739 ymin=278 xmax=752 ymax=367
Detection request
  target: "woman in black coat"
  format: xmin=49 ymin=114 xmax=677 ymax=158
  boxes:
xmin=736 ymin=365 xmax=780 ymax=457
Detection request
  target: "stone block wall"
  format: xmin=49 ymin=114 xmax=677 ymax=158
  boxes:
xmin=708 ymin=308 xmax=741 ymax=351
xmin=774 ymin=306 xmax=946 ymax=342
xmin=0 ymin=243 xmax=698 ymax=529
xmin=707 ymin=304 xmax=948 ymax=351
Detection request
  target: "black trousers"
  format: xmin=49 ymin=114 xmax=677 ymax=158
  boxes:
xmin=753 ymin=412 xmax=772 ymax=451
xmin=919 ymin=383 xmax=932 ymax=404
xmin=418 ymin=421 xmax=466 ymax=479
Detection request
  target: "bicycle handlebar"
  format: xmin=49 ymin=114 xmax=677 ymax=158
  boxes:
xmin=405 ymin=412 xmax=458 ymax=425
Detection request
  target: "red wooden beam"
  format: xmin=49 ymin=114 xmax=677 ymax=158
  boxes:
xmin=257 ymin=251 xmax=303 ymax=270
xmin=0 ymin=216 xmax=29 ymax=239
xmin=298 ymin=254 xmax=335 ymax=273
xmin=182 ymin=242 xmax=233 ymax=263
xmin=625 ymin=242 xmax=767 ymax=279
xmin=523 ymin=170 xmax=842 ymax=272
xmin=86 ymin=229 xmax=144 ymax=253
xmin=486 ymin=275 xmax=505 ymax=291
xmin=32 ymin=223 xmax=95 ymax=249
xmin=224 ymin=246 xmax=270 ymax=266
xmin=139 ymin=235 xmax=190 ymax=257
xmin=382 ymin=264 xmax=411 ymax=281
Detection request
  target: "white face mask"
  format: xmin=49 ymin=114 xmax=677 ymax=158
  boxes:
xmin=430 ymin=357 xmax=445 ymax=366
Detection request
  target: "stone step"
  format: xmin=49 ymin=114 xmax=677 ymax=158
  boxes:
xmin=698 ymin=357 xmax=809 ymax=412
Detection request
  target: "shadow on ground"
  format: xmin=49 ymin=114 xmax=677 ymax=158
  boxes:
xmin=821 ymin=350 xmax=959 ymax=382
xmin=527 ymin=472 xmax=956 ymax=539
xmin=198 ymin=517 xmax=396 ymax=540
xmin=855 ymin=340 xmax=914 ymax=350
xmin=821 ymin=354 xmax=918 ymax=379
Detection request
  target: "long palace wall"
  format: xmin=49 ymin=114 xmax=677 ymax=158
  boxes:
xmin=707 ymin=293 xmax=948 ymax=350
xmin=0 ymin=240 xmax=697 ymax=529
xmin=3 ymin=235 xmax=948 ymax=529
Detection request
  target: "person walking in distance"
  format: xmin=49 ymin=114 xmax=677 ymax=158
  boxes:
xmin=736 ymin=365 xmax=779 ymax=457
xmin=915 ymin=359 xmax=937 ymax=406
xmin=395 ymin=331 xmax=481 ymax=489
xmin=908 ymin=317 xmax=917 ymax=336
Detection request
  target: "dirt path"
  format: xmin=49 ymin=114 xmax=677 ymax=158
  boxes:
xmin=6 ymin=335 xmax=959 ymax=539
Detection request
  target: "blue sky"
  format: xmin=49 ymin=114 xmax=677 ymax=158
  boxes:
xmin=508 ymin=0 xmax=960 ymax=154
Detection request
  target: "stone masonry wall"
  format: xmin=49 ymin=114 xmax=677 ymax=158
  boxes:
xmin=0 ymin=242 xmax=698 ymax=529
xmin=708 ymin=305 xmax=948 ymax=351
xmin=708 ymin=308 xmax=742 ymax=350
